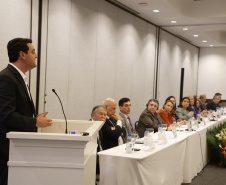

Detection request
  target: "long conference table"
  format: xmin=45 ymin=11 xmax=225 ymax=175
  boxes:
xmin=98 ymin=116 xmax=226 ymax=185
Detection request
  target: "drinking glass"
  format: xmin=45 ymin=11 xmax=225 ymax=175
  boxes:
xmin=131 ymin=133 xmax=138 ymax=150
xmin=177 ymin=119 xmax=181 ymax=131
xmin=162 ymin=124 xmax=167 ymax=131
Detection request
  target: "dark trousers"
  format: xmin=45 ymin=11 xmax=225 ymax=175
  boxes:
xmin=0 ymin=133 xmax=9 ymax=185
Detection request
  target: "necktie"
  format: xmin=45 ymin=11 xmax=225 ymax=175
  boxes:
xmin=26 ymin=84 xmax=37 ymax=117
xmin=127 ymin=116 xmax=134 ymax=133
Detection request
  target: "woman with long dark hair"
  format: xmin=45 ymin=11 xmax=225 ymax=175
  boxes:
xmin=176 ymin=97 xmax=194 ymax=121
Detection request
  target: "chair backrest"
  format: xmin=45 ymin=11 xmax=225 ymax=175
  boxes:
xmin=134 ymin=121 xmax=139 ymax=131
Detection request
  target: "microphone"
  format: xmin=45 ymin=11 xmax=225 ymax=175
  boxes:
xmin=52 ymin=89 xmax=68 ymax=134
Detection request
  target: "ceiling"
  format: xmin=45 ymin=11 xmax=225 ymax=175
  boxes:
xmin=107 ymin=0 xmax=226 ymax=48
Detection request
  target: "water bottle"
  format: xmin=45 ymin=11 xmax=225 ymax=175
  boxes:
xmin=172 ymin=119 xmax=177 ymax=138
xmin=144 ymin=128 xmax=149 ymax=146
xmin=187 ymin=118 xmax=192 ymax=132
xmin=172 ymin=119 xmax=176 ymax=127
xmin=126 ymin=133 xmax=132 ymax=154
xmin=158 ymin=124 xmax=162 ymax=140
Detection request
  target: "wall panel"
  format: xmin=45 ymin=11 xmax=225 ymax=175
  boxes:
xmin=198 ymin=47 xmax=226 ymax=99
xmin=158 ymin=30 xmax=199 ymax=108
xmin=43 ymin=0 xmax=157 ymax=121
xmin=0 ymin=0 xmax=31 ymax=71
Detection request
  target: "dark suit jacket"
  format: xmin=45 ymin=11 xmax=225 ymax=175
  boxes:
xmin=100 ymin=117 xmax=125 ymax=150
xmin=206 ymin=101 xmax=220 ymax=111
xmin=199 ymin=100 xmax=206 ymax=111
xmin=136 ymin=108 xmax=165 ymax=138
xmin=0 ymin=64 xmax=37 ymax=159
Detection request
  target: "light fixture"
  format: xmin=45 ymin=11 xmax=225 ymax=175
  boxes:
xmin=153 ymin=10 xmax=159 ymax=13
xmin=193 ymin=35 xmax=199 ymax=37
xmin=171 ymin=21 xmax=177 ymax=23
xmin=183 ymin=28 xmax=188 ymax=31
xmin=209 ymin=45 xmax=213 ymax=47
xmin=202 ymin=40 xmax=207 ymax=43
xmin=139 ymin=2 xmax=148 ymax=6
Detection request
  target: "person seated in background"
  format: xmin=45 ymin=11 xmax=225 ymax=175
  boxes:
xmin=194 ymin=96 xmax=201 ymax=112
xmin=206 ymin=95 xmax=221 ymax=111
xmin=165 ymin=96 xmax=177 ymax=120
xmin=199 ymin=94 xmax=207 ymax=111
xmin=100 ymin=98 xmax=126 ymax=150
xmin=158 ymin=100 xmax=174 ymax=125
xmin=215 ymin=93 xmax=222 ymax=108
xmin=91 ymin=105 xmax=107 ymax=181
xmin=136 ymin=99 xmax=171 ymax=138
xmin=195 ymin=97 xmax=207 ymax=117
xmin=188 ymin=95 xmax=200 ymax=118
xmin=118 ymin=98 xmax=135 ymax=139
xmin=176 ymin=97 xmax=194 ymax=121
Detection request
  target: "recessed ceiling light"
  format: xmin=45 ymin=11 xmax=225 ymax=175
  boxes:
xmin=171 ymin=21 xmax=177 ymax=23
xmin=183 ymin=28 xmax=188 ymax=31
xmin=139 ymin=2 xmax=148 ymax=6
xmin=202 ymin=40 xmax=207 ymax=43
xmin=193 ymin=35 xmax=199 ymax=37
xmin=153 ymin=10 xmax=159 ymax=13
xmin=209 ymin=45 xmax=213 ymax=47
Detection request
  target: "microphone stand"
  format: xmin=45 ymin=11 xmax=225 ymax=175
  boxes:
xmin=52 ymin=89 xmax=68 ymax=134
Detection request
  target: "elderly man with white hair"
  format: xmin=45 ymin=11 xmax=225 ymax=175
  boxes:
xmin=100 ymin=98 xmax=126 ymax=150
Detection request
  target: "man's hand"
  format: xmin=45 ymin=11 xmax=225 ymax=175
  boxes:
xmin=111 ymin=114 xmax=121 ymax=120
xmin=36 ymin=112 xmax=52 ymax=127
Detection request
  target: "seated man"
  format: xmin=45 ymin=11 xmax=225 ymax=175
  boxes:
xmin=118 ymin=98 xmax=135 ymax=137
xmin=199 ymin=94 xmax=207 ymax=111
xmin=136 ymin=99 xmax=169 ymax=138
xmin=91 ymin=105 xmax=107 ymax=181
xmin=100 ymin=98 xmax=126 ymax=150
xmin=215 ymin=93 xmax=222 ymax=108
xmin=91 ymin=105 xmax=107 ymax=150
xmin=206 ymin=95 xmax=221 ymax=111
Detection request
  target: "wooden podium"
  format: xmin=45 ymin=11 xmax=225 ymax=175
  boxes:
xmin=7 ymin=119 xmax=104 ymax=185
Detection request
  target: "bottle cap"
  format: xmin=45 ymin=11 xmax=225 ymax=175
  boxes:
xmin=128 ymin=133 xmax=132 ymax=136
xmin=145 ymin=128 xmax=149 ymax=131
xmin=71 ymin=131 xmax=76 ymax=134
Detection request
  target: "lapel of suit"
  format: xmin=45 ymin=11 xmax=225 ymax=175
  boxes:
xmin=119 ymin=112 xmax=131 ymax=133
xmin=7 ymin=64 xmax=36 ymax=117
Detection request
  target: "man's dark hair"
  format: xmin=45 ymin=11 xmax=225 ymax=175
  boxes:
xmin=215 ymin=93 xmax=222 ymax=96
xmin=91 ymin=105 xmax=107 ymax=117
xmin=146 ymin=99 xmax=159 ymax=109
xmin=119 ymin=98 xmax=130 ymax=107
xmin=7 ymin=38 xmax=32 ymax=62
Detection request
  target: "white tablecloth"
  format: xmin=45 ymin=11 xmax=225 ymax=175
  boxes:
xmin=98 ymin=116 xmax=226 ymax=185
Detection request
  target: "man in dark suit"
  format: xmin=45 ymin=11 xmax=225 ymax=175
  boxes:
xmin=215 ymin=92 xmax=222 ymax=107
xmin=199 ymin=94 xmax=207 ymax=111
xmin=206 ymin=95 xmax=221 ymax=111
xmin=100 ymin=98 xmax=126 ymax=150
xmin=0 ymin=38 xmax=52 ymax=185
xmin=91 ymin=105 xmax=107 ymax=182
